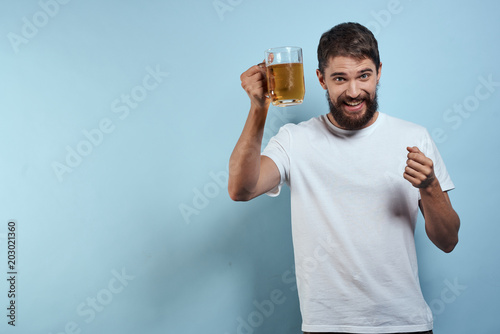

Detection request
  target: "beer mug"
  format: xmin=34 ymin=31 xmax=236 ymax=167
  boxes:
xmin=265 ymin=46 xmax=305 ymax=107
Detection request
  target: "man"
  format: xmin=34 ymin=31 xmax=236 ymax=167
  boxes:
xmin=228 ymin=22 xmax=460 ymax=334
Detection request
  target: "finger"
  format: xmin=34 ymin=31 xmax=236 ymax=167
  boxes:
xmin=406 ymin=147 xmax=426 ymax=163
xmin=407 ymin=153 xmax=432 ymax=168
xmin=406 ymin=147 xmax=422 ymax=161
xmin=241 ymin=71 xmax=266 ymax=90
xmin=242 ymin=82 xmax=266 ymax=97
xmin=406 ymin=158 xmax=433 ymax=177
xmin=403 ymin=172 xmax=420 ymax=187
xmin=240 ymin=68 xmax=260 ymax=82
xmin=404 ymin=167 xmax=435 ymax=188
xmin=241 ymin=64 xmax=265 ymax=80
xmin=406 ymin=146 xmax=428 ymax=160
xmin=406 ymin=146 xmax=421 ymax=154
xmin=404 ymin=165 xmax=425 ymax=180
xmin=242 ymin=80 xmax=268 ymax=98
xmin=242 ymin=70 xmax=266 ymax=83
xmin=244 ymin=68 xmax=267 ymax=84
xmin=406 ymin=158 xmax=424 ymax=170
xmin=245 ymin=60 xmax=267 ymax=76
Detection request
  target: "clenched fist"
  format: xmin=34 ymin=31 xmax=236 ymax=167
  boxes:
xmin=240 ymin=62 xmax=270 ymax=109
xmin=403 ymin=146 xmax=437 ymax=189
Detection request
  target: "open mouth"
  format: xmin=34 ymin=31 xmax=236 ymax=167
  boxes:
xmin=345 ymin=100 xmax=362 ymax=106
xmin=343 ymin=100 xmax=364 ymax=112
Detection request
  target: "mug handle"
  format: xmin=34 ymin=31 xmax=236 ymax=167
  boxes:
xmin=257 ymin=61 xmax=270 ymax=99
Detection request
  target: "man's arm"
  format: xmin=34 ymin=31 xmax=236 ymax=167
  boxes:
xmin=228 ymin=64 xmax=281 ymax=201
xmin=404 ymin=146 xmax=460 ymax=253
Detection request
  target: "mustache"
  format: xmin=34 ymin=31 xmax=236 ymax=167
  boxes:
xmin=335 ymin=92 xmax=370 ymax=104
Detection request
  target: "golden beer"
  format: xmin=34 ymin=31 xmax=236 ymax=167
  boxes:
xmin=267 ymin=62 xmax=305 ymax=107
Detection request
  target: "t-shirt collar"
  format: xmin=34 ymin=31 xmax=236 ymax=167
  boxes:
xmin=322 ymin=112 xmax=385 ymax=138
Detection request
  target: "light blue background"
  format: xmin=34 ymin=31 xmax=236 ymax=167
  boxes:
xmin=0 ymin=0 xmax=498 ymax=333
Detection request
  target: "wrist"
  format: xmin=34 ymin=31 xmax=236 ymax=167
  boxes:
xmin=419 ymin=178 xmax=442 ymax=197
xmin=249 ymin=103 xmax=270 ymax=123
xmin=250 ymin=100 xmax=270 ymax=113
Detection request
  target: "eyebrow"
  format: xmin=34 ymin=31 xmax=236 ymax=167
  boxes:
xmin=330 ymin=68 xmax=373 ymax=77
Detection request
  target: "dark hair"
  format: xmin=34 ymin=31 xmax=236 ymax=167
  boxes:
xmin=317 ymin=22 xmax=380 ymax=74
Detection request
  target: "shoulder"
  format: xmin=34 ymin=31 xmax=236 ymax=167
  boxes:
xmin=379 ymin=113 xmax=438 ymax=154
xmin=280 ymin=115 xmax=326 ymax=135
xmin=382 ymin=113 xmax=425 ymax=129
xmin=381 ymin=113 xmax=428 ymax=135
xmin=268 ymin=115 xmax=326 ymax=149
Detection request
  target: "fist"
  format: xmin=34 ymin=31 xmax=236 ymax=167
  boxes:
xmin=403 ymin=146 xmax=436 ymax=189
xmin=240 ymin=62 xmax=270 ymax=108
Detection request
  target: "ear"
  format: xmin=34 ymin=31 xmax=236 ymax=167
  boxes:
xmin=376 ymin=62 xmax=382 ymax=84
xmin=316 ymin=69 xmax=328 ymax=90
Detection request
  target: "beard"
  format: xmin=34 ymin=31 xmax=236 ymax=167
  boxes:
xmin=327 ymin=87 xmax=379 ymax=130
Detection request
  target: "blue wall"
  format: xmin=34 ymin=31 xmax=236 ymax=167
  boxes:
xmin=0 ymin=1 xmax=498 ymax=333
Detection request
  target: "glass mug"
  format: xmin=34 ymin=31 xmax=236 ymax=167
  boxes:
xmin=265 ymin=46 xmax=305 ymax=107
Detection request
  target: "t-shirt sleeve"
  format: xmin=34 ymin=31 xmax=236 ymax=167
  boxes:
xmin=421 ymin=129 xmax=455 ymax=193
xmin=261 ymin=125 xmax=291 ymax=197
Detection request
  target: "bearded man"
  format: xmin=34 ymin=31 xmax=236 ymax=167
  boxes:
xmin=228 ymin=22 xmax=460 ymax=334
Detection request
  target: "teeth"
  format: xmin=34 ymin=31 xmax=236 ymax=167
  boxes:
xmin=345 ymin=101 xmax=362 ymax=106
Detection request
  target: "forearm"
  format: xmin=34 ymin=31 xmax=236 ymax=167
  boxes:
xmin=228 ymin=105 xmax=269 ymax=200
xmin=420 ymin=180 xmax=460 ymax=253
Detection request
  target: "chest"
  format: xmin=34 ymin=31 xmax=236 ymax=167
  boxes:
xmin=291 ymin=133 xmax=409 ymax=186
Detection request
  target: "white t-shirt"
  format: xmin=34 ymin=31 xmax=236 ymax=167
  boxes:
xmin=262 ymin=112 xmax=454 ymax=333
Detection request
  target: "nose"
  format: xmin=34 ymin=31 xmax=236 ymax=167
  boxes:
xmin=346 ymin=80 xmax=361 ymax=99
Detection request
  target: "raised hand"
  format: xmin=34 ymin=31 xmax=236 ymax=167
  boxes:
xmin=240 ymin=62 xmax=270 ymax=109
xmin=403 ymin=146 xmax=437 ymax=189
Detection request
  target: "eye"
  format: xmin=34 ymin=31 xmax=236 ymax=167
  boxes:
xmin=333 ymin=77 xmax=345 ymax=82
xmin=360 ymin=73 xmax=370 ymax=80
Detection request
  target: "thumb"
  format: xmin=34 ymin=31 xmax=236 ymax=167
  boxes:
xmin=407 ymin=146 xmax=421 ymax=153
